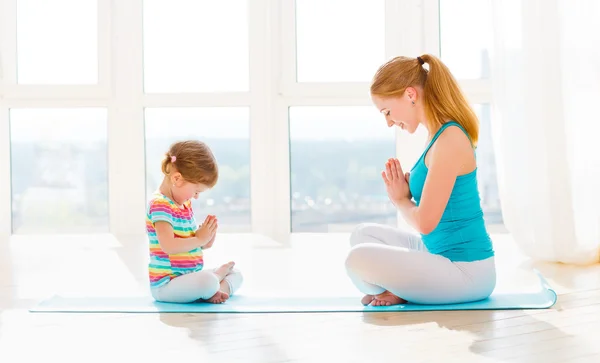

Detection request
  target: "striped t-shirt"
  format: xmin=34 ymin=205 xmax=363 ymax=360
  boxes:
xmin=145 ymin=192 xmax=204 ymax=289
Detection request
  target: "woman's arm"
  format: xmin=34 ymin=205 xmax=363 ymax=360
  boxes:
xmin=396 ymin=126 xmax=473 ymax=234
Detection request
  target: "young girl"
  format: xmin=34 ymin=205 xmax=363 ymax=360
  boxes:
xmin=345 ymin=54 xmax=496 ymax=307
xmin=145 ymin=140 xmax=243 ymax=304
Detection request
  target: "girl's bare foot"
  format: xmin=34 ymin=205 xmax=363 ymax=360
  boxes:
xmin=205 ymin=279 xmax=232 ymax=304
xmin=370 ymin=291 xmax=407 ymax=306
xmin=213 ymin=261 xmax=235 ymax=280
xmin=206 ymin=290 xmax=229 ymax=304
xmin=361 ymin=294 xmax=375 ymax=305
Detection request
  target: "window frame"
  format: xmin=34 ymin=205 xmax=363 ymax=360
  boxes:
xmin=0 ymin=0 xmax=495 ymax=242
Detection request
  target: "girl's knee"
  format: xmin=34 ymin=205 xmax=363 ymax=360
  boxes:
xmin=229 ymin=268 xmax=244 ymax=285
xmin=224 ymin=268 xmax=244 ymax=295
xmin=202 ymin=272 xmax=221 ymax=294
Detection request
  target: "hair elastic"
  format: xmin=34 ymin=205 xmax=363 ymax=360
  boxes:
xmin=171 ymin=155 xmax=176 ymax=163
xmin=417 ymin=56 xmax=425 ymax=65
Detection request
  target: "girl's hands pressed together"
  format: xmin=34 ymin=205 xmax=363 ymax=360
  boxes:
xmin=196 ymin=215 xmax=218 ymax=245
xmin=382 ymin=158 xmax=412 ymax=206
xmin=203 ymin=218 xmax=218 ymax=249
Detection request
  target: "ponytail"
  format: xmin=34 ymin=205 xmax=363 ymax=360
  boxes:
xmin=161 ymin=153 xmax=173 ymax=175
xmin=370 ymin=54 xmax=479 ymax=147
xmin=419 ymin=54 xmax=479 ymax=146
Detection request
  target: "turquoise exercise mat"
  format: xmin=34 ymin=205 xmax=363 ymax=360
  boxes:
xmin=30 ymin=272 xmax=557 ymax=313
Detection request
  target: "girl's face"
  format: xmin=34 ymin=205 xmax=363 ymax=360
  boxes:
xmin=371 ymin=88 xmax=421 ymax=134
xmin=170 ymin=172 xmax=210 ymax=205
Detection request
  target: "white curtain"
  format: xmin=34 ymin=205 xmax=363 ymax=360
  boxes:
xmin=489 ymin=0 xmax=600 ymax=264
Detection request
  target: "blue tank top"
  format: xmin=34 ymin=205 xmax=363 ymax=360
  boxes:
xmin=409 ymin=121 xmax=494 ymax=262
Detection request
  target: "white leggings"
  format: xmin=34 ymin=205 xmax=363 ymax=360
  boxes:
xmin=150 ymin=267 xmax=243 ymax=304
xmin=345 ymin=223 xmax=496 ymax=305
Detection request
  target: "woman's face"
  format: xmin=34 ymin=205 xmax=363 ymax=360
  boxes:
xmin=371 ymin=88 xmax=421 ymax=134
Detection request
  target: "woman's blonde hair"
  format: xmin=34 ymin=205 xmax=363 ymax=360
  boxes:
xmin=161 ymin=140 xmax=218 ymax=187
xmin=370 ymin=54 xmax=479 ymax=146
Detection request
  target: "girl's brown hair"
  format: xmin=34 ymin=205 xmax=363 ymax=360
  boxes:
xmin=370 ymin=54 xmax=479 ymax=146
xmin=161 ymin=140 xmax=218 ymax=187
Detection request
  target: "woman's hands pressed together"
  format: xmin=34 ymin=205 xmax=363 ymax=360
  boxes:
xmin=382 ymin=158 xmax=412 ymax=206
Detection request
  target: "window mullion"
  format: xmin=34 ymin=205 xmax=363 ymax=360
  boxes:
xmin=249 ymin=0 xmax=291 ymax=243
xmin=279 ymin=0 xmax=297 ymax=98
xmin=0 ymin=106 xmax=10 ymax=238
xmin=0 ymin=0 xmax=17 ymax=87
xmin=107 ymin=0 xmax=146 ymax=238
xmin=98 ymin=0 xmax=112 ymax=94
xmin=0 ymin=0 xmax=16 ymax=237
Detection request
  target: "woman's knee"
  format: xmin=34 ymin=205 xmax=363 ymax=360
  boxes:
xmin=349 ymin=223 xmax=377 ymax=247
xmin=345 ymin=244 xmax=373 ymax=273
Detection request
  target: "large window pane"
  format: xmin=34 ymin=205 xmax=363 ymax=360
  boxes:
xmin=473 ymin=104 xmax=502 ymax=226
xmin=440 ymin=0 xmax=492 ymax=79
xmin=10 ymin=109 xmax=108 ymax=233
xmin=143 ymin=0 xmax=249 ymax=93
xmin=16 ymin=0 xmax=98 ymax=84
xmin=295 ymin=0 xmax=385 ymax=82
xmin=144 ymin=108 xmax=250 ymax=232
xmin=289 ymin=106 xmax=396 ymax=232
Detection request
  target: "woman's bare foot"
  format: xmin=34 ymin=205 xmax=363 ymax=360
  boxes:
xmin=370 ymin=291 xmax=407 ymax=306
xmin=213 ymin=261 xmax=235 ymax=280
xmin=205 ymin=280 xmax=232 ymax=304
xmin=361 ymin=294 xmax=375 ymax=306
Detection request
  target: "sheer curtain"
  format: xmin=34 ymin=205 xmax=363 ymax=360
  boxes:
xmin=489 ymin=0 xmax=600 ymax=264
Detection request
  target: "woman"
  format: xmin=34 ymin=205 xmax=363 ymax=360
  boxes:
xmin=345 ymin=54 xmax=496 ymax=306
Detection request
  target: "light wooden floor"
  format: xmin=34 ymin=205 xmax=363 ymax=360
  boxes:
xmin=1 ymin=232 xmax=600 ymax=363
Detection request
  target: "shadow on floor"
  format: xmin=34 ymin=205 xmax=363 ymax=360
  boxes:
xmin=360 ymin=306 xmax=575 ymax=362
xmin=157 ymin=312 xmax=295 ymax=362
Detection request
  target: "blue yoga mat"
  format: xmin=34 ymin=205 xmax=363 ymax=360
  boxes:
xmin=30 ymin=272 xmax=557 ymax=313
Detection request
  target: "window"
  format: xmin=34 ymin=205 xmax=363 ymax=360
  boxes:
xmin=144 ymin=107 xmax=251 ymax=232
xmin=16 ymin=0 xmax=98 ymax=84
xmin=439 ymin=0 xmax=492 ymax=79
xmin=294 ymin=0 xmax=386 ymax=82
xmin=142 ymin=0 xmax=249 ymax=93
xmin=0 ymin=1 xmax=499 ymax=238
xmin=289 ymin=106 xmax=396 ymax=232
xmin=473 ymin=103 xmax=502 ymax=226
xmin=9 ymin=108 xmax=108 ymax=233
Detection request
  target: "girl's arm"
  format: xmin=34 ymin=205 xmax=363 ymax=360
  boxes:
xmin=150 ymin=208 xmax=217 ymax=254
xmin=154 ymin=221 xmax=209 ymax=254
xmin=397 ymin=126 xmax=473 ymax=234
